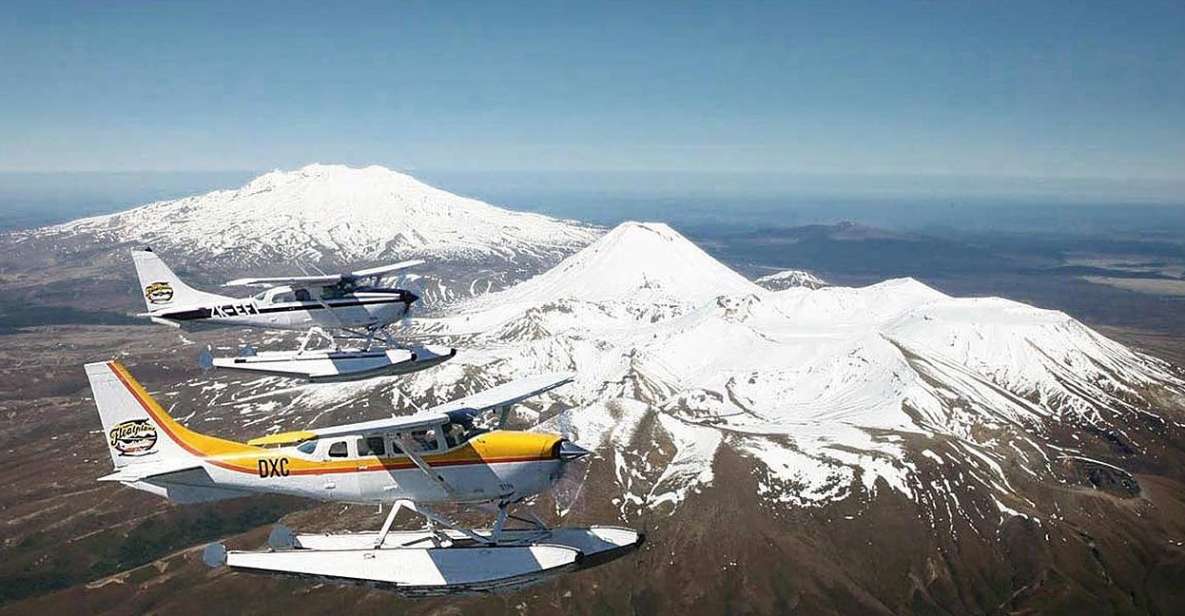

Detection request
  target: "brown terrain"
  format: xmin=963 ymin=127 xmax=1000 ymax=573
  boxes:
xmin=2 ymin=229 xmax=1185 ymax=615
xmin=0 ymin=318 xmax=1182 ymax=614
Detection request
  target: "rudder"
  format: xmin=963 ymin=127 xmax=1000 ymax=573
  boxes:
xmin=85 ymin=361 xmax=191 ymax=467
xmin=131 ymin=248 xmax=229 ymax=312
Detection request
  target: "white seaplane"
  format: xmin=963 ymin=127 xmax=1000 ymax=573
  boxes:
xmin=86 ymin=360 xmax=642 ymax=594
xmin=131 ymin=248 xmax=455 ymax=381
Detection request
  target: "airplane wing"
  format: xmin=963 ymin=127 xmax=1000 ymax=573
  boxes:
xmin=224 ymin=274 xmax=342 ymax=288
xmin=427 ymin=372 xmax=575 ymax=415
xmin=224 ymin=260 xmax=425 ymax=288
xmin=349 ymin=259 xmax=425 ymax=278
xmin=273 ymin=372 xmax=575 ymax=441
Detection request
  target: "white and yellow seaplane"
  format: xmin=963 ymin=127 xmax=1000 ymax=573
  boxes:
xmin=85 ymin=360 xmax=641 ymax=594
xmin=131 ymin=248 xmax=455 ymax=381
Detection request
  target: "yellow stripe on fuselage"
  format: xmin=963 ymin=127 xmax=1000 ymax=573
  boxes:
xmin=107 ymin=361 xmax=561 ymax=476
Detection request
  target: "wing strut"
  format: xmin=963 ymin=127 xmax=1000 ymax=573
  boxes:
xmin=373 ymin=499 xmax=498 ymax=548
xmin=397 ymin=435 xmax=456 ymax=496
xmin=375 ymin=499 xmax=413 ymax=548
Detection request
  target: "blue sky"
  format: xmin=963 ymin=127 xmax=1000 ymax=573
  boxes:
xmin=2 ymin=1 xmax=1183 ymax=189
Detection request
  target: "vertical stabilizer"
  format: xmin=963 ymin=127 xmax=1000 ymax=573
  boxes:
xmin=84 ymin=361 xmax=192 ymax=467
xmin=131 ymin=248 xmax=230 ymax=312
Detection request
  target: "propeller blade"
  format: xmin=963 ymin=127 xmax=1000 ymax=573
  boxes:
xmin=553 ymin=451 xmax=592 ymax=518
xmin=396 ymin=273 xmax=428 ymax=321
xmin=550 ymin=409 xmax=591 ymax=518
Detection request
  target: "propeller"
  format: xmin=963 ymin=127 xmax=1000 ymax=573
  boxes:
xmin=390 ymin=271 xmax=429 ymax=325
xmin=550 ymin=409 xmax=593 ymax=518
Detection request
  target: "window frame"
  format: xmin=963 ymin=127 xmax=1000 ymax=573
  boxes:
xmin=394 ymin=426 xmax=445 ymax=454
xmin=357 ymin=435 xmax=386 ymax=457
xmin=326 ymin=440 xmax=350 ymax=458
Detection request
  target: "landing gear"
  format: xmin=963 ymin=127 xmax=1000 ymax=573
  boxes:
xmin=204 ymin=322 xmax=457 ymax=382
xmin=372 ymin=499 xmax=542 ymax=549
xmin=296 ymin=326 xmax=338 ymax=354
xmin=206 ymin=500 xmax=644 ymax=595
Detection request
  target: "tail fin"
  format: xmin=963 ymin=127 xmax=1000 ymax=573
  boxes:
xmin=131 ymin=248 xmax=230 ymax=312
xmin=85 ymin=361 xmax=197 ymax=468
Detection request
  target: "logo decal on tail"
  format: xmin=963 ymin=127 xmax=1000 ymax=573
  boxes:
xmin=144 ymin=281 xmax=174 ymax=304
xmin=109 ymin=419 xmax=158 ymax=456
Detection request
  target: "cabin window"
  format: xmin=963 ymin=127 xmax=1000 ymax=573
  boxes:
xmin=273 ymin=292 xmax=295 ymax=304
xmin=294 ymin=289 xmax=312 ymax=302
xmin=327 ymin=441 xmax=349 ymax=458
xmin=443 ymin=422 xmax=467 ymax=448
xmin=296 ymin=440 xmax=317 ymax=455
xmin=357 ymin=436 xmax=385 ymax=456
xmin=401 ymin=428 xmax=441 ymax=453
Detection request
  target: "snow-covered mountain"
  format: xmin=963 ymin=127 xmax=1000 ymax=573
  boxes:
xmin=7 ymin=164 xmax=603 ymax=306
xmin=13 ymin=212 xmax=1185 ymax=613
xmin=28 ymin=163 xmax=599 ymax=265
xmin=205 ymin=222 xmax=1184 ymax=521
xmin=754 ymin=269 xmax=828 ymax=290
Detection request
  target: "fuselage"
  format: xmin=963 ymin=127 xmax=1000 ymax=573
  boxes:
xmin=91 ymin=355 xmax=579 ymax=511
xmin=152 ymin=289 xmax=415 ymax=331
xmin=157 ymin=431 xmax=567 ymax=504
xmin=105 ymin=361 xmax=568 ymax=504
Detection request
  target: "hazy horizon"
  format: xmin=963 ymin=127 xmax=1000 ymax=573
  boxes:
xmin=3 ymin=166 xmax=1184 ymax=235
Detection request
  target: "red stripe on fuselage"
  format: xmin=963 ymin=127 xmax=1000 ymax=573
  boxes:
xmin=106 ymin=362 xmax=554 ymax=476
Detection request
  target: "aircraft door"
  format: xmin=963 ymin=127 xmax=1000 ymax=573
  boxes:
xmin=317 ymin=439 xmax=361 ymax=500
xmin=354 ymin=435 xmax=394 ymax=500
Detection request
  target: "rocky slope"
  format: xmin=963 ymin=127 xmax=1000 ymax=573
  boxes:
xmin=4 ymin=209 xmax=1185 ymax=614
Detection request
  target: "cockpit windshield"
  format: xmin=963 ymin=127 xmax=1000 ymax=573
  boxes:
xmin=320 ymin=279 xmax=358 ymax=300
xmin=442 ymin=409 xmax=487 ymax=448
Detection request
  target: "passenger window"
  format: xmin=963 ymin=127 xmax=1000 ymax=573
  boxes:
xmin=327 ymin=441 xmax=349 ymax=458
xmin=295 ymin=289 xmax=312 ymax=302
xmin=403 ymin=429 xmax=440 ymax=453
xmin=296 ymin=440 xmax=317 ymax=455
xmin=357 ymin=436 xmax=385 ymax=456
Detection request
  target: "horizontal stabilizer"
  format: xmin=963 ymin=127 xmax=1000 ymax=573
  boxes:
xmin=98 ymin=460 xmax=203 ymax=482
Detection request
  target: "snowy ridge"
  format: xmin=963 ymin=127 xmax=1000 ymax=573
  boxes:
xmin=754 ymin=269 xmax=828 ymax=290
xmin=25 ymin=164 xmax=601 ymax=267
xmin=465 ymin=222 xmax=761 ymax=308
xmin=189 ymin=221 xmax=1185 ymax=520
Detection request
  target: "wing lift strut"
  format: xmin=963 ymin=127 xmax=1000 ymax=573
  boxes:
xmin=202 ymin=439 xmax=643 ymax=595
